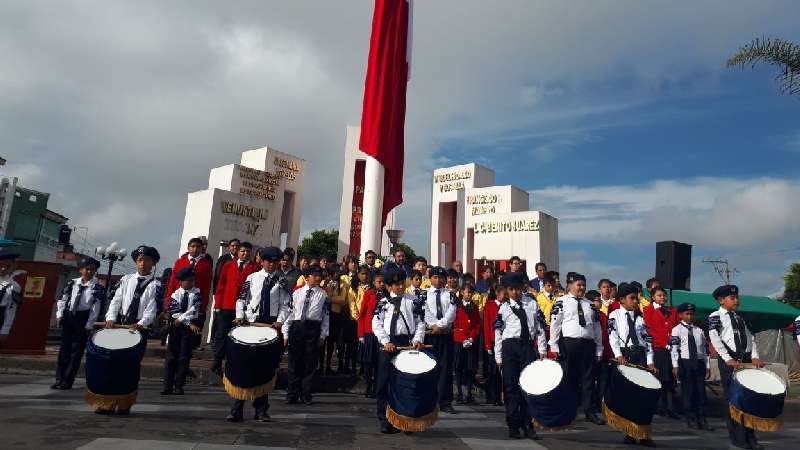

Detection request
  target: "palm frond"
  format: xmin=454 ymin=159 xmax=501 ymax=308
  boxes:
xmin=727 ymin=37 xmax=800 ymax=95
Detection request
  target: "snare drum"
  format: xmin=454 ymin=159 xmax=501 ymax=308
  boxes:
xmin=85 ymin=328 xmax=146 ymax=411
xmin=728 ymin=367 xmax=786 ymax=431
xmin=224 ymin=326 xmax=283 ymax=400
xmin=386 ymin=349 xmax=439 ymax=432
xmin=520 ymin=359 xmax=578 ymax=429
xmin=603 ymin=364 xmax=661 ymax=439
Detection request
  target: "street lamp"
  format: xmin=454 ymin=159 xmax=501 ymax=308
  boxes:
xmin=96 ymin=242 xmax=127 ymax=313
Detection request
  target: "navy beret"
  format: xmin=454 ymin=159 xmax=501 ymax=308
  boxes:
xmin=258 ymin=246 xmax=282 ymax=262
xmin=77 ymin=257 xmax=100 ymax=269
xmin=502 ymin=271 xmax=526 ymax=289
xmin=384 ymin=267 xmax=407 ymax=286
xmin=175 ymin=267 xmax=195 ymax=281
xmin=567 ymin=272 xmax=586 ymax=284
xmin=131 ymin=245 xmax=160 ymax=263
xmin=677 ymin=302 xmax=696 ymax=313
xmin=713 ymin=284 xmax=739 ymax=299
xmin=429 ymin=266 xmax=447 ymax=278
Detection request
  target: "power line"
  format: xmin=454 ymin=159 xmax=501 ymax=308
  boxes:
xmin=702 ymin=258 xmax=739 ymax=284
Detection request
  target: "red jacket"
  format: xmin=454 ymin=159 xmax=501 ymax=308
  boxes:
xmin=608 ymin=300 xmax=621 ymax=313
xmin=213 ymin=259 xmax=259 ymax=311
xmin=483 ymin=300 xmax=500 ymax=351
xmin=643 ymin=303 xmax=679 ymax=350
xmin=358 ymin=288 xmax=383 ymax=337
xmin=166 ymin=254 xmax=213 ymax=313
xmin=597 ymin=310 xmax=613 ymax=361
xmin=454 ymin=302 xmax=480 ymax=343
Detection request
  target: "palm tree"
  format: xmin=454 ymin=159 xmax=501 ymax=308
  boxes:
xmin=727 ymin=37 xmax=800 ymax=96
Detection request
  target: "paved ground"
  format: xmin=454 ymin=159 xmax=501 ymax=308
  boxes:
xmin=0 ymin=374 xmax=798 ymax=449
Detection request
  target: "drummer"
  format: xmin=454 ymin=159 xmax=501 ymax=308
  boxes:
xmin=607 ymin=283 xmax=657 ymax=447
xmin=494 ymin=271 xmax=546 ymax=440
xmin=708 ymin=285 xmax=765 ymax=450
xmin=229 ymin=246 xmax=291 ymax=422
xmin=423 ymin=266 xmax=458 ymax=414
xmin=161 ymin=267 xmax=201 ymax=396
xmin=372 ymin=267 xmax=425 ymax=434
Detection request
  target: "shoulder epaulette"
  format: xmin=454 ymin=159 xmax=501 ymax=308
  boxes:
xmin=669 ymin=335 xmax=681 ymax=346
xmin=493 ymin=312 xmax=504 ymax=330
xmin=708 ymin=314 xmax=722 ymax=332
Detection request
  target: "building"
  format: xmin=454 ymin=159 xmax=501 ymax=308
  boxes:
xmin=430 ymin=163 xmax=559 ymax=279
xmin=178 ymin=146 xmax=306 ymax=258
xmin=2 ymin=185 xmax=70 ymax=262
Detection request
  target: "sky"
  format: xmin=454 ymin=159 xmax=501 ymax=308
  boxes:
xmin=1 ymin=1 xmax=799 ymax=295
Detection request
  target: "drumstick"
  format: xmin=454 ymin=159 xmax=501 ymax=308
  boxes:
xmin=249 ymin=322 xmax=276 ymax=328
xmin=395 ymin=344 xmax=433 ymax=350
xmin=92 ymin=322 xmax=149 ymax=331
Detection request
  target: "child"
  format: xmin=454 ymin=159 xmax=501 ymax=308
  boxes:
xmin=0 ymin=249 xmax=22 ymax=341
xmin=53 ymin=257 xmax=104 ymax=390
xmin=643 ymin=286 xmax=680 ymax=418
xmin=99 ymin=245 xmax=162 ymax=415
xmin=708 ymin=285 xmax=765 ymax=450
xmin=282 ymin=264 xmax=330 ymax=405
xmin=482 ymin=286 xmax=506 ymax=406
xmin=423 ymin=266 xmax=458 ymax=414
xmin=454 ymin=284 xmax=481 ymax=404
xmin=349 ymin=266 xmax=371 ymax=375
xmin=164 ymin=237 xmax=212 ymax=341
xmin=535 ymin=274 xmax=560 ymax=327
xmin=607 ymin=283 xmax=656 ymax=446
xmin=670 ymin=302 xmax=712 ymax=431
xmin=413 ymin=257 xmax=431 ymax=289
xmin=587 ymin=290 xmax=613 ymax=420
xmin=161 ymin=267 xmax=201 ymax=395
xmin=445 ymin=269 xmax=460 ymax=296
xmin=358 ymin=272 xmax=385 ymax=398
xmin=405 ymin=270 xmax=424 ymax=299
xmin=372 ymin=268 xmax=425 ymax=434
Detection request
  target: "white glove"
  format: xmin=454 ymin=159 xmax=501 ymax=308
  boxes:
xmin=462 ymin=338 xmax=472 ymax=348
xmin=359 ymin=337 xmax=365 ymax=344
xmin=486 ymin=349 xmax=493 ymax=355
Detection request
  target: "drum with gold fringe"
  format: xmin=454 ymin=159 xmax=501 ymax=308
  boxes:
xmin=85 ymin=328 xmax=146 ymax=411
xmin=520 ymin=359 xmax=578 ymax=430
xmin=223 ymin=326 xmax=283 ymax=400
xmin=387 ymin=349 xmax=439 ymax=432
xmin=603 ymin=364 xmax=661 ymax=440
xmin=728 ymin=367 xmax=786 ymax=432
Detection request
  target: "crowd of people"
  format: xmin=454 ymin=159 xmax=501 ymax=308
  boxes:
xmin=8 ymin=236 xmax=782 ymax=449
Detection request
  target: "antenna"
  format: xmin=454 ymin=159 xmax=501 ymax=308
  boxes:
xmin=702 ymin=258 xmax=739 ymax=284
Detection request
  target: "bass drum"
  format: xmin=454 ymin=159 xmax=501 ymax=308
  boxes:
xmin=224 ymin=326 xmax=283 ymax=400
xmin=520 ymin=359 xmax=578 ymax=429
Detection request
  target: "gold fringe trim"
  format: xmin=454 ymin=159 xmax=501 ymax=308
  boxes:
xmin=85 ymin=389 xmax=137 ymax=411
xmin=729 ymin=403 xmax=783 ymax=432
xmin=386 ymin=405 xmax=439 ymax=432
xmin=603 ymin=402 xmax=651 ymax=440
xmin=532 ymin=418 xmax=574 ymax=432
xmin=223 ymin=375 xmax=276 ymax=401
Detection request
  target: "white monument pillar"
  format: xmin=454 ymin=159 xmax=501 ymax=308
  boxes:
xmin=361 ymin=154 xmax=385 ymax=258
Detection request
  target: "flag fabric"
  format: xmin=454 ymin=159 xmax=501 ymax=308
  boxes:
xmin=359 ymin=0 xmax=411 ymax=227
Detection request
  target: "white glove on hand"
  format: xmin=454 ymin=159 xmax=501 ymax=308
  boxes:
xmin=359 ymin=337 xmax=365 ymax=344
xmin=462 ymin=338 xmax=472 ymax=348
xmin=487 ymin=349 xmax=493 ymax=355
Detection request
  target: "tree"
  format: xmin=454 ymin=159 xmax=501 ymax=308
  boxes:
xmin=727 ymin=37 xmax=800 ymax=96
xmin=298 ymin=229 xmax=339 ymax=260
xmin=784 ymin=263 xmax=800 ymax=308
xmin=392 ymin=242 xmax=417 ymax=263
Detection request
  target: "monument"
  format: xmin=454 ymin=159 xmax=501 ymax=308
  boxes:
xmin=430 ymin=163 xmax=559 ymax=278
xmin=179 ymin=147 xmax=306 ymax=257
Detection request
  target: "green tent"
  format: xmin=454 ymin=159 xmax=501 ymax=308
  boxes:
xmin=664 ymin=290 xmax=800 ymax=333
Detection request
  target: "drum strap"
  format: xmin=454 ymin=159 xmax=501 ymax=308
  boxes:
xmin=255 ymin=275 xmax=278 ymax=323
xmin=625 ymin=312 xmax=641 ymax=347
xmin=729 ymin=312 xmax=747 ymax=357
xmin=510 ymin=302 xmax=531 ymax=341
xmin=120 ymin=277 xmax=154 ymax=325
xmin=390 ymin=297 xmax=411 ymax=336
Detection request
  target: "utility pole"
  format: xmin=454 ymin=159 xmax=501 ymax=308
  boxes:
xmin=702 ymin=258 xmax=739 ymax=284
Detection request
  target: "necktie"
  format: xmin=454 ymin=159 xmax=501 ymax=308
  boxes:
xmin=68 ymin=284 xmax=88 ymax=314
xmin=179 ymin=291 xmax=189 ymax=312
xmin=730 ymin=312 xmax=746 ymax=355
xmin=190 ymin=257 xmax=197 ymax=267
xmin=300 ymin=289 xmax=313 ymax=320
xmin=124 ymin=277 xmax=147 ymax=324
xmin=238 ymin=261 xmax=245 ymax=273
xmin=512 ymin=302 xmax=531 ymax=341
xmin=390 ymin=296 xmax=402 ymax=336
xmin=627 ymin=312 xmax=640 ymax=346
xmin=258 ymin=276 xmax=275 ymax=323
xmin=576 ymin=298 xmax=586 ymax=327
xmin=685 ymin=324 xmax=698 ymax=361
xmin=435 ymin=289 xmax=443 ymax=320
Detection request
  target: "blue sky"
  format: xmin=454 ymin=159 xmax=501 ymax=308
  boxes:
xmin=1 ymin=1 xmax=798 ymax=294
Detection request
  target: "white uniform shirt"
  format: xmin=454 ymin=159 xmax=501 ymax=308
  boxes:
xmin=548 ymin=293 xmax=603 ymax=357
xmin=55 ymin=277 xmax=103 ymax=329
xmin=608 ymin=308 xmax=654 ymax=365
xmin=372 ymin=293 xmax=426 ymax=346
xmin=105 ymin=272 xmax=160 ymax=327
xmin=670 ymin=321 xmax=709 ymax=369
xmin=708 ymin=307 xmax=759 ymax=362
xmin=167 ymin=287 xmax=201 ymax=324
xmin=422 ymin=286 xmax=457 ymax=329
xmin=281 ymin=285 xmax=330 ymax=339
xmin=0 ymin=276 xmax=22 ymax=336
xmin=493 ymin=295 xmax=547 ymax=364
xmin=236 ymin=270 xmax=291 ymax=323
xmin=794 ymin=315 xmax=800 ymax=347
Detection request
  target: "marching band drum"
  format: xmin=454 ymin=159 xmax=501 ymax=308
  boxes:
xmin=386 ymin=349 xmax=439 ymax=432
xmin=728 ymin=367 xmax=787 ymax=432
xmin=603 ymin=364 xmax=662 ymax=440
xmin=519 ymin=359 xmax=578 ymax=429
xmin=223 ymin=326 xmax=283 ymax=400
xmin=85 ymin=328 xmax=147 ymax=412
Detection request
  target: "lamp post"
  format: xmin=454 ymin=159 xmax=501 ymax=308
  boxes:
xmin=96 ymin=242 xmax=127 ymax=314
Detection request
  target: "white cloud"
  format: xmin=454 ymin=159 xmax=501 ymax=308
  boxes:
xmin=83 ymin=202 xmax=149 ymax=237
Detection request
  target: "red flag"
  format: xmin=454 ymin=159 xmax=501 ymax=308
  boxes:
xmin=359 ymin=0 xmax=411 ymax=227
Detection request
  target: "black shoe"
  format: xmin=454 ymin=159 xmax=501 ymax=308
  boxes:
xmin=59 ymin=384 xmax=72 ymax=390
xmin=440 ymin=404 xmax=457 ymax=414
xmin=254 ymin=413 xmax=271 ymax=422
xmin=116 ymin=409 xmax=130 ymax=416
xmin=174 ymin=387 xmax=184 ymax=395
xmin=585 ymin=412 xmax=606 ymax=425
xmin=226 ymin=414 xmax=243 ymax=422
xmin=50 ymin=382 xmax=62 ymax=390
xmin=747 ymin=437 xmax=764 ymax=450
xmin=160 ymin=389 xmax=173 ymax=395
xmin=639 ymin=439 xmax=657 ymax=447
xmin=303 ymin=397 xmax=313 ymax=406
xmin=94 ymin=408 xmax=113 ymax=415
xmin=508 ymin=428 xmax=523 ymax=439
xmin=381 ymin=423 xmax=399 ymax=434
xmin=494 ymin=400 xmax=504 ymax=406
xmin=287 ymin=396 xmax=299 ymax=404
xmin=623 ymin=435 xmax=637 ymax=445
xmin=524 ymin=426 xmax=542 ymax=440
xmin=698 ymin=418 xmax=714 ymax=431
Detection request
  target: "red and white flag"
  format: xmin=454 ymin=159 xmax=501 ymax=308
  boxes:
xmin=358 ymin=0 xmax=412 ymax=227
